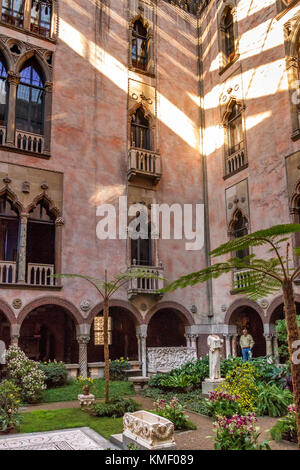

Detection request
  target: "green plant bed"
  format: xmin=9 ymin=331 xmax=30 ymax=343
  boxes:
xmin=142 ymin=388 xmax=209 ymax=415
xmin=19 ymin=408 xmax=123 ymax=440
xmin=41 ymin=379 xmax=134 ymax=404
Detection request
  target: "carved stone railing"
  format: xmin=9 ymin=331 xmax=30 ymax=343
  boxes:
xmin=127 ymin=265 xmax=164 ymax=298
xmin=225 ymin=147 xmax=247 ymax=177
xmin=15 ymin=130 xmax=44 ymax=154
xmin=233 ymin=269 xmax=251 ymax=290
xmin=0 ymin=261 xmax=17 ymax=284
xmin=128 ymin=148 xmax=161 ymax=184
xmin=0 ymin=126 xmax=6 ymax=145
xmin=147 ymin=346 xmax=197 ymax=373
xmin=27 ymin=263 xmax=55 ymax=286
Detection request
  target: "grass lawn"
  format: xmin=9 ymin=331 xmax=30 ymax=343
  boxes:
xmin=41 ymin=379 xmax=134 ymax=403
xmin=20 ymin=408 xmax=123 ymax=440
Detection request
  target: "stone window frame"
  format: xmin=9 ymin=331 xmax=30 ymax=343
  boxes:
xmin=217 ymin=0 xmax=240 ymax=75
xmin=221 ymin=95 xmax=248 ymax=179
xmin=276 ymin=0 xmax=299 ymax=17
xmin=129 ymin=14 xmax=155 ymax=77
xmin=0 ymin=182 xmax=64 ymax=288
xmin=284 ymin=12 xmax=300 ymax=141
xmin=128 ymin=102 xmax=156 ymax=152
xmin=228 ymin=207 xmax=251 ymax=291
xmin=0 ymin=0 xmax=58 ymax=42
xmin=0 ymin=36 xmax=53 ymax=157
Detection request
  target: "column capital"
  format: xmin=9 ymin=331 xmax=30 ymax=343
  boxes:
xmin=55 ymin=216 xmax=65 ymax=226
xmin=77 ymin=334 xmax=90 ymax=344
xmin=7 ymin=71 xmax=21 ymax=85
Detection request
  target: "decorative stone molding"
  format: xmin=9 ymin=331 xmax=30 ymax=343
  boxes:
xmin=80 ymin=300 xmax=92 ymax=312
xmin=147 ymin=346 xmax=197 ymax=373
xmin=226 ymin=179 xmax=250 ymax=230
xmin=12 ymin=299 xmax=22 ymax=310
xmin=123 ymin=410 xmax=175 ymax=450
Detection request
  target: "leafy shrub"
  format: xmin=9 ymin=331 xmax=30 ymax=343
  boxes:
xmin=109 ymin=358 xmax=130 ymax=381
xmin=77 ymin=376 xmax=94 ymax=393
xmin=91 ymin=397 xmax=139 ymax=418
xmin=154 ymin=397 xmax=193 ymax=430
xmin=213 ymin=414 xmax=270 ymax=450
xmin=159 ymin=373 xmax=194 ymax=392
xmin=276 ymin=316 xmax=300 ymax=363
xmin=39 ymin=360 xmax=68 ymax=388
xmin=256 ymin=383 xmax=293 ymax=417
xmin=6 ymin=346 xmax=46 ymax=403
xmin=0 ymin=380 xmax=22 ymax=432
xmin=270 ymin=405 xmax=297 ymax=443
xmin=206 ymin=391 xmax=245 ymax=418
xmin=217 ymin=362 xmax=259 ymax=412
xmin=148 ymin=374 xmax=167 ymax=388
xmin=251 ymin=357 xmax=289 ymax=389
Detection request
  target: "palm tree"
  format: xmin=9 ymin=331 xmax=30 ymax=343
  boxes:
xmin=55 ymin=269 xmax=163 ymax=403
xmin=162 ymin=224 xmax=300 ymax=447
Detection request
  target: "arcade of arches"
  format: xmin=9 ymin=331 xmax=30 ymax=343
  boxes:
xmin=0 ymin=300 xmax=297 ymax=378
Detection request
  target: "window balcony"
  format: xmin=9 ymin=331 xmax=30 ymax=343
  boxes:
xmin=0 ymin=261 xmax=17 ymax=284
xmin=232 ymin=269 xmax=251 ymax=292
xmin=0 ymin=261 xmax=55 ymax=287
xmin=128 ymin=148 xmax=161 ymax=184
xmin=127 ymin=264 xmax=164 ymax=299
xmin=15 ymin=130 xmax=44 ymax=154
xmin=224 ymin=146 xmax=248 ymax=178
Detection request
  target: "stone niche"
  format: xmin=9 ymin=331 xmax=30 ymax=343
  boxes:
xmin=147 ymin=346 xmax=197 ymax=373
xmin=123 ymin=411 xmax=176 ymax=450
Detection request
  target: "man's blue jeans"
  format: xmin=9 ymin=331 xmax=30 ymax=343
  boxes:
xmin=242 ymin=347 xmax=252 ymax=361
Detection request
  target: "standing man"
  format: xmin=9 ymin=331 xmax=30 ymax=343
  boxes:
xmin=240 ymin=328 xmax=255 ymax=360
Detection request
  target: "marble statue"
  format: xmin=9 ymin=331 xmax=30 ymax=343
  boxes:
xmin=207 ymin=334 xmax=223 ymax=380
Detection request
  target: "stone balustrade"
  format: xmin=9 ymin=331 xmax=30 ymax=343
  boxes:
xmin=0 ymin=125 xmax=6 ymax=145
xmin=128 ymin=148 xmax=161 ymax=184
xmin=15 ymin=130 xmax=44 ymax=154
xmin=127 ymin=265 xmax=164 ymax=298
xmin=0 ymin=261 xmax=17 ymax=284
xmin=27 ymin=263 xmax=55 ymax=286
xmin=225 ymin=147 xmax=247 ymax=176
xmin=233 ymin=269 xmax=251 ymax=289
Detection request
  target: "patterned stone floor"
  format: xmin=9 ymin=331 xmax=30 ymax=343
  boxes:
xmin=0 ymin=427 xmax=118 ymax=450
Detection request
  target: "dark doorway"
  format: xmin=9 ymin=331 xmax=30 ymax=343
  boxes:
xmin=229 ymin=306 xmax=266 ymax=357
xmin=147 ymin=309 xmax=186 ymax=347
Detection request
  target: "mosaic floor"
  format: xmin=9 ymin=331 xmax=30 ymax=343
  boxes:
xmin=0 ymin=427 xmax=118 ymax=450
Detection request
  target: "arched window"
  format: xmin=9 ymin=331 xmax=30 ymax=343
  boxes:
xmin=30 ymin=0 xmax=52 ymax=38
xmin=232 ymin=210 xmax=249 ymax=260
xmin=0 ymin=54 xmax=7 ymax=134
xmin=0 ymin=194 xmax=19 ymax=263
xmin=227 ymin=103 xmax=243 ymax=156
xmin=27 ymin=199 xmax=55 ymax=268
xmin=1 ymin=0 xmax=25 ymax=28
xmin=132 ymin=20 xmax=148 ymax=71
xmin=131 ymin=220 xmax=152 ymax=266
xmin=224 ymin=8 xmax=235 ymax=61
xmin=131 ymin=108 xmax=151 ymax=150
xmin=16 ymin=59 xmax=44 ymax=135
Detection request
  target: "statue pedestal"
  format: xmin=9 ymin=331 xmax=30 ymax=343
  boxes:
xmin=202 ymin=378 xmax=225 ymax=396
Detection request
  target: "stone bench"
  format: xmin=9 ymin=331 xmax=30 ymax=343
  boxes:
xmin=128 ymin=376 xmax=149 ymax=392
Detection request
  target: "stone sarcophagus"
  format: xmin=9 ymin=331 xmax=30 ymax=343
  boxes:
xmin=123 ymin=411 xmax=176 ymax=450
xmin=147 ymin=347 xmax=197 ymax=373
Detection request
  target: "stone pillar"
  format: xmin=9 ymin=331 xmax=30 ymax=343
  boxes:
xmin=6 ymin=71 xmax=20 ymax=146
xmin=223 ymin=334 xmax=232 ymax=358
xmin=136 ymin=332 xmax=141 ymax=363
xmin=54 ymin=217 xmax=64 ymax=286
xmin=190 ymin=334 xmax=198 ymax=351
xmin=185 ymin=334 xmax=191 ymax=348
xmin=231 ymin=335 xmax=238 ymax=357
xmin=10 ymin=324 xmax=20 ymax=347
xmin=136 ymin=324 xmax=147 ymax=377
xmin=43 ymin=81 xmax=53 ymax=154
xmin=77 ymin=334 xmax=90 ymax=379
xmin=264 ymin=334 xmax=273 ymax=357
xmin=273 ymin=335 xmax=279 ymax=362
xmin=23 ymin=0 xmax=31 ymax=30
xmin=17 ymin=213 xmax=29 ymax=284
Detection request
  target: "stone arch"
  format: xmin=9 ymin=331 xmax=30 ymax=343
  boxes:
xmin=0 ymin=42 xmax=14 ymax=72
xmin=86 ymin=299 xmax=143 ymax=326
xmin=145 ymin=301 xmax=195 ymax=326
xmin=225 ymin=298 xmax=265 ymax=324
xmin=25 ymin=191 xmax=61 ymax=218
xmin=266 ymin=294 xmax=300 ymax=324
xmin=0 ymin=298 xmax=16 ymax=326
xmin=15 ymin=50 xmax=51 ymax=83
xmin=130 ymin=14 xmax=150 ymax=31
xmin=221 ymin=95 xmax=243 ymax=126
xmin=18 ymin=296 xmax=83 ymax=326
xmin=228 ymin=207 xmax=249 ymax=235
xmin=0 ymin=184 xmax=24 ymax=214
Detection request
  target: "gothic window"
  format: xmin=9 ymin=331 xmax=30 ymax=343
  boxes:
xmin=227 ymin=103 xmax=243 ymax=155
xmin=30 ymin=0 xmax=52 ymax=38
xmin=231 ymin=210 xmax=249 ymax=260
xmin=1 ymin=0 xmax=25 ymax=28
xmin=131 ymin=220 xmax=152 ymax=266
xmin=0 ymin=194 xmax=19 ymax=263
xmin=16 ymin=59 xmax=45 ymax=135
xmin=0 ymin=54 xmax=7 ymax=133
xmin=131 ymin=107 xmax=151 ymax=150
xmin=27 ymin=199 xmax=55 ymax=268
xmin=224 ymin=8 xmax=235 ymax=61
xmin=132 ymin=20 xmax=148 ymax=71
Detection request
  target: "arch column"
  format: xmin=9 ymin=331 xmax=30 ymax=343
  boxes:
xmin=223 ymin=334 xmax=232 ymax=358
xmin=136 ymin=324 xmax=147 ymax=377
xmin=231 ymin=334 xmax=238 ymax=357
xmin=273 ymin=335 xmax=279 ymax=362
xmin=17 ymin=213 xmax=29 ymax=284
xmin=264 ymin=334 xmax=273 ymax=357
xmin=6 ymin=71 xmax=20 ymax=146
xmin=43 ymin=81 xmax=53 ymax=154
xmin=76 ymin=324 xmax=91 ymax=379
xmin=10 ymin=324 xmax=20 ymax=346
